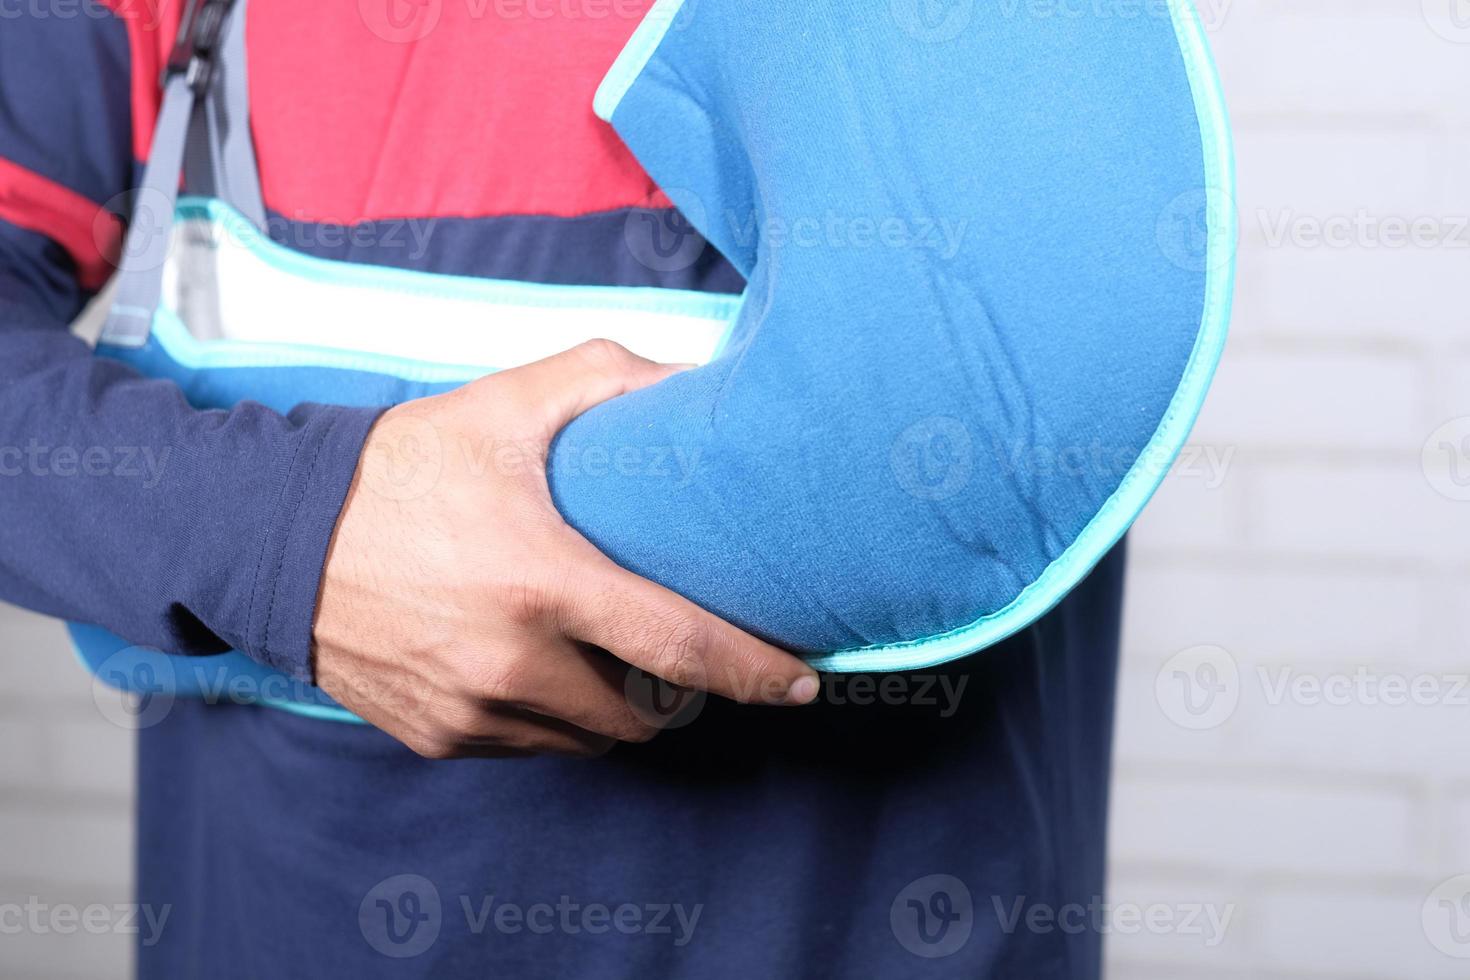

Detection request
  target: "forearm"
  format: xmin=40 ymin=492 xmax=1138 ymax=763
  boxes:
xmin=0 ymin=266 xmax=379 ymax=677
xmin=0 ymin=5 xmax=382 ymax=678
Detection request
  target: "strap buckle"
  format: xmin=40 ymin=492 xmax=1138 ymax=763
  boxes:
xmin=164 ymin=0 xmax=236 ymax=95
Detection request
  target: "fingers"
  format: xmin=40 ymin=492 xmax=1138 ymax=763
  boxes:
xmin=557 ymin=554 xmax=821 ymax=707
xmin=404 ymin=700 xmax=619 ymax=762
xmin=493 ymin=639 xmax=663 ymax=744
xmin=469 ymin=709 xmax=619 ymax=760
xmin=500 ymin=342 xmax=818 ymax=706
xmin=508 ymin=339 xmax=694 ymax=440
xmin=323 ymin=645 xmax=632 ymax=760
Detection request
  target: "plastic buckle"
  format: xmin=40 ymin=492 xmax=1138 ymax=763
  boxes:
xmin=163 ymin=0 xmax=235 ymax=95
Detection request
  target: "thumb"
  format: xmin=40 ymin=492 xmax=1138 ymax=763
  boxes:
xmin=513 ymin=339 xmax=695 ymax=439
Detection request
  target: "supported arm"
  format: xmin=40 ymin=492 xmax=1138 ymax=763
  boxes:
xmin=0 ymin=14 xmax=378 ymax=680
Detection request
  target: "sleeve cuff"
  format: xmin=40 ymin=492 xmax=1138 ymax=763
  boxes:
xmin=244 ymin=403 xmax=383 ymax=682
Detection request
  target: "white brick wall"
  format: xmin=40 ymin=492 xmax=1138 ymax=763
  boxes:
xmin=1 ymin=1 xmax=1466 ymax=978
xmin=0 ymin=607 xmax=135 ymax=980
xmin=1109 ymin=2 xmax=1470 ymax=977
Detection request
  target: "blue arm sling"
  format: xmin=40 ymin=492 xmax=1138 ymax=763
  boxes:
xmin=552 ymin=0 xmax=1234 ymax=669
xmin=76 ymin=0 xmax=1233 ymax=718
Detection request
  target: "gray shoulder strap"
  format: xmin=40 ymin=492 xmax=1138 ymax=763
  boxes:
xmin=185 ymin=0 xmax=265 ymax=226
xmin=101 ymin=0 xmax=263 ymax=347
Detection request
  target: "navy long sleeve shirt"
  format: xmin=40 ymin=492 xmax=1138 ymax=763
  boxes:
xmin=0 ymin=4 xmax=1123 ymax=977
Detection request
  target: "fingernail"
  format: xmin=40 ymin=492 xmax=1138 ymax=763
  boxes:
xmin=786 ymin=674 xmax=820 ymax=706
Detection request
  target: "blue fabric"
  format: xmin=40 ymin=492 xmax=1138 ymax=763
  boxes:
xmin=0 ymin=6 xmax=1204 ymax=976
xmin=68 ymin=622 xmax=347 ymax=714
xmin=0 ymin=4 xmax=381 ymax=683
xmin=0 ymin=217 xmax=379 ymax=682
xmin=0 ymin=0 xmax=132 ymax=205
xmin=67 ymin=209 xmax=747 ymax=707
xmin=0 ymin=219 xmax=88 ymax=324
xmin=262 ymin=207 xmax=745 ymax=292
xmin=74 ymin=0 xmax=1232 ymax=704
xmin=76 ymin=310 xmax=470 ymax=704
xmin=554 ymin=0 xmax=1230 ymax=666
xmin=136 ymin=543 xmax=1124 ymax=979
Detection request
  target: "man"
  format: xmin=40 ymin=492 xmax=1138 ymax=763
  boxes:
xmin=0 ymin=1 xmax=1122 ymax=976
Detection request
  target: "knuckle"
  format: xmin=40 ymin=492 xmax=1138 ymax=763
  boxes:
xmin=444 ymin=643 xmax=530 ymax=709
xmin=500 ymin=725 xmax=613 ymax=759
xmin=575 ymin=337 xmax=633 ymax=368
xmin=620 ymin=721 xmax=660 ymax=744
xmin=406 ymin=732 xmax=457 ymax=761
xmin=566 ymin=736 xmax=617 ymax=759
xmin=650 ymin=615 xmax=708 ymax=689
xmin=484 ymin=725 xmax=534 ymax=754
xmin=472 ymin=660 xmax=529 ymax=706
xmin=437 ymin=698 xmax=487 ymax=740
xmin=445 ymin=646 xmax=511 ymax=700
xmin=496 ymin=573 xmax=550 ymax=629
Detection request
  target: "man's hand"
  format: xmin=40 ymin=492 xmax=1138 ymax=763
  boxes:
xmin=312 ymin=339 xmax=819 ymax=759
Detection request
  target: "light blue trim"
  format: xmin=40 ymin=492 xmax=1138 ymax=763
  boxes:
xmin=148 ymin=305 xmax=498 ymax=382
xmin=74 ymin=197 xmax=748 ymax=723
xmin=69 ymin=620 xmax=367 ymax=723
xmin=139 ymin=197 xmax=744 ymax=377
xmin=178 ymin=197 xmax=743 ymax=323
xmin=89 ymin=8 xmax=1235 ymax=704
xmin=807 ymin=0 xmax=1236 ymax=672
xmin=260 ymin=699 xmax=366 ymax=725
xmin=591 ymin=0 xmax=688 ymax=122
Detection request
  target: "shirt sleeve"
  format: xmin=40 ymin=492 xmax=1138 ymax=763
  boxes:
xmin=0 ymin=4 xmax=380 ymax=681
